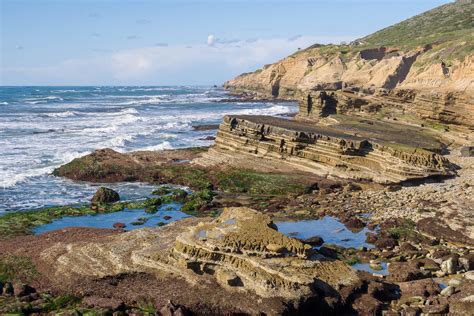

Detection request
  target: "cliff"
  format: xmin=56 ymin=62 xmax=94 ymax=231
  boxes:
xmin=224 ymin=0 xmax=473 ymax=127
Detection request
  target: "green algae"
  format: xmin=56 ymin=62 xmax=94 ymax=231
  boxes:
xmin=0 ymin=256 xmax=38 ymax=283
xmin=0 ymin=198 xmax=160 ymax=240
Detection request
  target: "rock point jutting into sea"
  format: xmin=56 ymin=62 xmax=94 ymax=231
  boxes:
xmin=1 ymin=0 xmax=473 ymax=314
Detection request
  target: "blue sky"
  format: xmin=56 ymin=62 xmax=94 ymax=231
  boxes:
xmin=1 ymin=0 xmax=451 ymax=85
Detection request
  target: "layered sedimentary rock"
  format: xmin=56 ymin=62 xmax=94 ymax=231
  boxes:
xmin=40 ymin=208 xmax=358 ymax=300
xmin=207 ymin=115 xmax=454 ymax=183
xmin=224 ymin=1 xmax=473 ymax=128
xmin=298 ymin=89 xmax=474 ymax=128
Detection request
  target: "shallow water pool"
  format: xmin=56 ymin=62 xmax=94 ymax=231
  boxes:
xmin=275 ymin=216 xmax=374 ymax=249
xmin=353 ymin=262 xmax=389 ymax=275
xmin=33 ymin=202 xmax=191 ymax=234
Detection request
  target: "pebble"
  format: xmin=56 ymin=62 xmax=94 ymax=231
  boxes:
xmin=440 ymin=286 xmax=455 ymax=296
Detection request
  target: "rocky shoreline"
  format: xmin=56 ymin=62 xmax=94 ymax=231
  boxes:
xmin=1 ymin=1 xmax=473 ymax=314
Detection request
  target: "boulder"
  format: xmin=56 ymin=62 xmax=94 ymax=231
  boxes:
xmin=112 ymin=222 xmax=126 ymax=229
xmin=459 ymin=253 xmax=474 ymax=271
xmin=441 ymin=257 xmax=458 ymax=275
xmin=303 ymin=235 xmax=324 ymax=247
xmin=398 ymin=278 xmax=440 ymax=298
xmin=91 ymin=187 xmax=120 ymax=204
xmin=440 ymin=285 xmax=456 ymax=296
xmin=351 ymin=293 xmax=383 ymax=316
xmin=460 ymin=146 xmax=474 ymax=157
xmin=388 ymin=262 xmax=423 ymax=282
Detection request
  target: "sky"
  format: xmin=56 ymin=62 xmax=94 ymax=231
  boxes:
xmin=1 ymin=0 xmax=452 ymax=86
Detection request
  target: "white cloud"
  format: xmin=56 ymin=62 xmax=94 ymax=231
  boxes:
xmin=1 ymin=35 xmax=357 ymax=85
xmin=207 ymin=34 xmax=215 ymax=46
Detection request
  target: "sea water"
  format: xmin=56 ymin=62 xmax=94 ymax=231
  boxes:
xmin=0 ymin=86 xmax=297 ymax=212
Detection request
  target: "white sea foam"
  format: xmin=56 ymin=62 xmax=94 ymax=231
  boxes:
xmin=41 ymin=111 xmax=78 ymax=118
xmin=0 ymin=86 xmax=298 ymax=211
xmin=138 ymin=141 xmax=173 ymax=151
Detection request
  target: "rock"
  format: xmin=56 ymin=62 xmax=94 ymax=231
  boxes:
xmin=449 ymin=278 xmax=462 ymax=286
xmin=441 ymin=257 xmax=458 ymax=275
xmin=113 ymin=222 xmax=126 ymax=229
xmin=3 ymin=282 xmax=14 ymax=296
xmin=91 ymin=187 xmax=120 ymax=204
xmin=450 ymin=294 xmax=474 ymax=315
xmin=303 ymin=235 xmax=324 ymax=247
xmin=318 ymin=246 xmax=339 ymax=259
xmin=465 ymin=271 xmax=474 ymax=281
xmin=422 ymin=302 xmax=448 ymax=314
xmin=341 ymin=217 xmax=365 ymax=231
xmin=460 ymin=146 xmax=474 ymax=157
xmin=203 ymin=115 xmax=455 ymax=184
xmin=41 ymin=207 xmax=359 ymax=301
xmin=375 ymin=236 xmax=397 ymax=250
xmin=398 ymin=278 xmax=440 ymax=298
xmin=440 ymin=285 xmax=455 ymax=296
xmin=388 ymin=262 xmax=423 ymax=282
xmin=199 ymin=136 xmax=216 ymax=141
xmin=216 ymin=269 xmax=242 ymax=287
xmin=399 ymin=242 xmax=417 ymax=252
xmin=82 ymin=296 xmax=125 ymax=310
xmin=163 ymin=215 xmax=172 ymax=220
xmin=266 ymin=243 xmax=286 ymax=253
xmin=192 ymin=124 xmax=220 ymax=131
xmin=385 ymin=184 xmax=402 ymax=192
xmin=159 ymin=301 xmax=189 ymax=316
xmin=13 ymin=283 xmax=36 ymax=297
xmin=351 ymin=293 xmax=383 ymax=316
xmin=459 ymin=253 xmax=474 ymax=271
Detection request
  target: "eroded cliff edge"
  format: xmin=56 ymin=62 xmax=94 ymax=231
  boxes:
xmin=224 ymin=0 xmax=474 ymax=127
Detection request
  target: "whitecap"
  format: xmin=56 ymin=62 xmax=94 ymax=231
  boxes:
xmin=138 ymin=141 xmax=173 ymax=151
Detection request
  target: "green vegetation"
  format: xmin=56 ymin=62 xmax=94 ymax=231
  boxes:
xmin=387 ymin=219 xmax=419 ymax=241
xmin=181 ymin=187 xmax=215 ymax=214
xmin=0 ymin=256 xmax=38 ymax=283
xmin=359 ymin=1 xmax=473 ymax=49
xmin=215 ymin=169 xmax=307 ymax=196
xmin=0 ymin=198 xmax=161 ymax=239
xmin=131 ymin=217 xmax=149 ymax=226
xmin=291 ymin=0 xmax=472 ymax=65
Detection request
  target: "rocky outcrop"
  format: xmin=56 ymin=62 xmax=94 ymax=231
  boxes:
xmin=39 ymin=208 xmax=359 ymax=305
xmin=91 ymin=187 xmax=120 ymax=204
xmin=205 ymin=115 xmax=454 ymax=183
xmin=298 ymin=88 xmax=474 ymax=127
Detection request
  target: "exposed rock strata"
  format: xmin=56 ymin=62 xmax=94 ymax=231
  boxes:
xmin=298 ymin=88 xmax=474 ymax=128
xmin=39 ymin=208 xmax=359 ymax=301
xmin=203 ymin=115 xmax=454 ymax=183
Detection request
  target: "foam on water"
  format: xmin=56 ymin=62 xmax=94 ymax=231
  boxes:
xmin=0 ymin=86 xmax=297 ymax=212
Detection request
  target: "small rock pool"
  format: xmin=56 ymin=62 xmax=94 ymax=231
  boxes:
xmin=275 ymin=216 xmax=374 ymax=249
xmin=33 ymin=202 xmax=191 ymax=234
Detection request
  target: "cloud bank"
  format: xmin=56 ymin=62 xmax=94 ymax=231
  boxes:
xmin=2 ymin=35 xmax=356 ymax=85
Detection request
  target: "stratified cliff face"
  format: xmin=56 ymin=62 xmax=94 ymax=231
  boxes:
xmin=204 ymin=115 xmax=455 ymax=183
xmin=224 ymin=0 xmax=473 ymax=126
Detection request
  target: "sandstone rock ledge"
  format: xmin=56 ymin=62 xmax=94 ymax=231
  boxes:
xmin=200 ymin=115 xmax=455 ymax=183
xmin=39 ymin=208 xmax=359 ymax=305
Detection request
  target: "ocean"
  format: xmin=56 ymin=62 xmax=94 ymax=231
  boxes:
xmin=0 ymin=86 xmax=297 ymax=213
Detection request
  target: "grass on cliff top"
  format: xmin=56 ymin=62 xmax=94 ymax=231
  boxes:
xmin=358 ymin=0 xmax=473 ymax=49
xmin=289 ymin=0 xmax=473 ymax=63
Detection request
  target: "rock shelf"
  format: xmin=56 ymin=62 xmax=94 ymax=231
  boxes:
xmin=203 ymin=115 xmax=455 ymax=183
